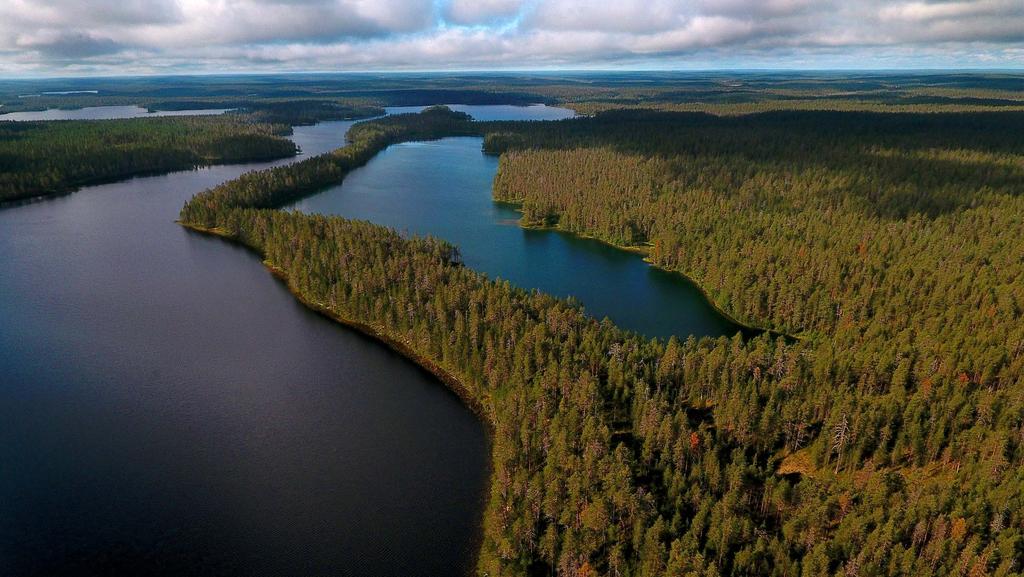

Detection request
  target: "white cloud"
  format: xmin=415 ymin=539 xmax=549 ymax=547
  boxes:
xmin=880 ymin=0 xmax=1013 ymax=22
xmin=696 ymin=0 xmax=816 ymax=17
xmin=0 ymin=0 xmax=1022 ymax=73
xmin=524 ymin=0 xmax=687 ymax=33
xmin=444 ymin=0 xmax=523 ymax=25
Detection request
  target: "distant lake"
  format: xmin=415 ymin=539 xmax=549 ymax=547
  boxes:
xmin=0 ymin=105 xmax=232 ymax=121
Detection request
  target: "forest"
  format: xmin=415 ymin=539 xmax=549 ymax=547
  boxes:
xmin=5 ymin=72 xmax=1024 ymax=118
xmin=178 ymin=106 xmax=1024 ymax=576
xmin=0 ymin=116 xmax=297 ymax=203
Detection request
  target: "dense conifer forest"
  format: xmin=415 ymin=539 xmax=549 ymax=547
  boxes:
xmin=0 ymin=116 xmax=296 ymax=203
xmin=178 ymin=106 xmax=1024 ymax=576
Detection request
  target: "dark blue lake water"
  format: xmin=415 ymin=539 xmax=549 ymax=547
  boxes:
xmin=0 ymin=120 xmax=488 ymax=577
xmin=288 ymin=138 xmax=740 ymax=340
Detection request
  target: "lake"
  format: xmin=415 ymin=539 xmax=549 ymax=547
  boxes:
xmin=288 ymin=138 xmax=741 ymax=340
xmin=0 ymin=105 xmax=233 ymax=121
xmin=0 ymin=102 xmax=736 ymax=577
xmin=0 ymin=120 xmax=488 ymax=577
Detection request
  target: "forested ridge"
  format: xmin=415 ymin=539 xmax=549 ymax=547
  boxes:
xmin=0 ymin=116 xmax=296 ymax=203
xmin=180 ymin=107 xmax=1024 ymax=576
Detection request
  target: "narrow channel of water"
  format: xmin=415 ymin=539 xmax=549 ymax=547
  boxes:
xmin=288 ymin=128 xmax=741 ymax=340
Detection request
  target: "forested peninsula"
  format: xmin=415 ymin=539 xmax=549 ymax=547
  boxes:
xmin=0 ymin=116 xmax=296 ymax=204
xmin=180 ymin=107 xmax=1024 ymax=576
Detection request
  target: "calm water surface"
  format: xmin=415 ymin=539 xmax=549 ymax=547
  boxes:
xmin=0 ymin=105 xmax=232 ymax=121
xmin=0 ymin=120 xmax=488 ymax=576
xmin=0 ymin=102 xmax=734 ymax=577
xmin=289 ymin=116 xmax=739 ymax=339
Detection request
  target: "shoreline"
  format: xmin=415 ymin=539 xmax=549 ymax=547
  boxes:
xmin=178 ymin=222 xmax=494 ymax=426
xmin=492 ymin=199 xmax=792 ymax=340
xmin=0 ymin=151 xmax=297 ymax=210
xmin=177 ymin=113 xmax=796 ymax=575
xmin=179 ymin=220 xmax=495 ymax=576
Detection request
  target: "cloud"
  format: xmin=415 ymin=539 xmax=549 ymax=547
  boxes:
xmin=875 ymin=0 xmax=1024 ymax=43
xmin=16 ymin=30 xmax=123 ymax=59
xmin=126 ymin=0 xmax=437 ymax=47
xmin=694 ymin=0 xmax=820 ymax=20
xmin=524 ymin=0 xmax=688 ymax=33
xmin=0 ymin=0 xmax=1022 ymax=74
xmin=444 ymin=0 xmax=523 ymax=26
xmin=880 ymin=0 xmax=1014 ymax=22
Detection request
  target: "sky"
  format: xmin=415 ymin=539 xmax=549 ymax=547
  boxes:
xmin=1 ymin=0 xmax=1023 ymax=75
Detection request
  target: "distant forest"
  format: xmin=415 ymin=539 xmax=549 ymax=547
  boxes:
xmin=0 ymin=116 xmax=296 ymax=203
xmin=178 ymin=105 xmax=1024 ymax=577
xmin=4 ymin=71 xmax=1024 ymax=117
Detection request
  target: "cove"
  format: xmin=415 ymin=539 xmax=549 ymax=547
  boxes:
xmin=0 ymin=120 xmax=488 ymax=576
xmin=287 ymin=137 xmax=742 ymax=341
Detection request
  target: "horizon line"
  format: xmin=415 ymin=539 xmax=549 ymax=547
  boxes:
xmin=3 ymin=66 xmax=1024 ymax=82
